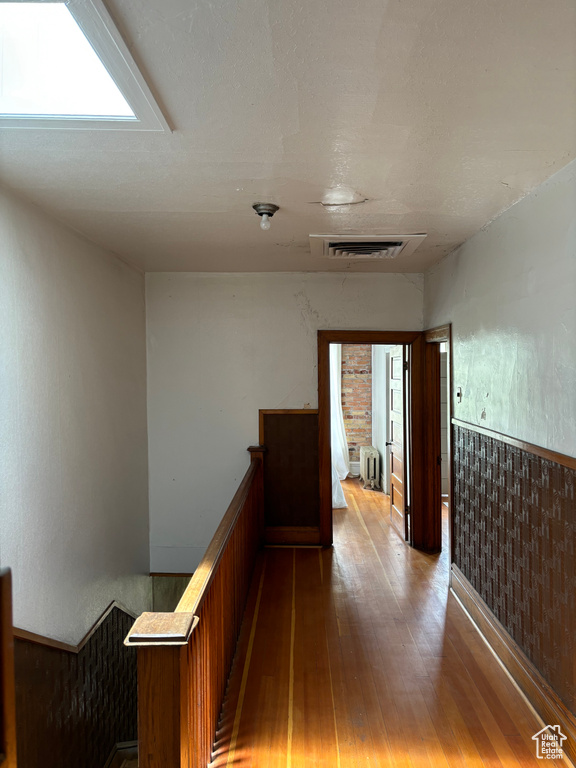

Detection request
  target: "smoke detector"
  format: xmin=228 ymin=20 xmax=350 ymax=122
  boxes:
xmin=309 ymin=233 xmax=426 ymax=260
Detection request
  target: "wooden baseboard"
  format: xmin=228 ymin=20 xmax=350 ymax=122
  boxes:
xmin=264 ymin=526 xmax=320 ymax=545
xmin=103 ymin=741 xmax=138 ymax=768
xmin=150 ymin=572 xmax=194 ymax=577
xmin=450 ymin=564 xmax=576 ymax=764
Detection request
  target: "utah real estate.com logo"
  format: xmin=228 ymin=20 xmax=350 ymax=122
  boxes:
xmin=532 ymin=725 xmax=567 ymax=760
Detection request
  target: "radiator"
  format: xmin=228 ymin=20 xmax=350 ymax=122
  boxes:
xmin=360 ymin=446 xmax=380 ymax=490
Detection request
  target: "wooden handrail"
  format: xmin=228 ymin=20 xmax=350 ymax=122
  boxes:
xmin=126 ymin=449 xmax=265 ymax=768
xmin=175 ymin=457 xmax=261 ymax=616
xmin=0 ymin=568 xmax=17 ymax=768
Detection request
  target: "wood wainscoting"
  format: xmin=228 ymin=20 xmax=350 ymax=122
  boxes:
xmin=13 ymin=603 xmax=138 ymax=768
xmin=452 ymin=419 xmax=576 ymax=763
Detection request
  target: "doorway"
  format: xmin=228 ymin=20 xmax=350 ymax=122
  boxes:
xmin=318 ymin=330 xmax=423 ymax=548
xmin=318 ymin=327 xmax=452 ymax=555
xmin=329 ymin=342 xmax=407 ymax=540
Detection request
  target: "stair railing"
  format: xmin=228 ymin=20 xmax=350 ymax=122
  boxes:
xmin=125 ymin=448 xmax=265 ymax=768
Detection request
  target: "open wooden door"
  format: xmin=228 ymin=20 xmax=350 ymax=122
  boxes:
xmin=389 ymin=345 xmax=410 ymax=541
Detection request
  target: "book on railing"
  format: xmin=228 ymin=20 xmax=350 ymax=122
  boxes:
xmin=125 ymin=612 xmax=198 ymax=645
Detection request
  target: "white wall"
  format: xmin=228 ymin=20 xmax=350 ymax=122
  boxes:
xmin=146 ymin=273 xmax=423 ymax=572
xmin=425 ymin=158 xmax=576 ymax=457
xmin=0 ymin=188 xmax=150 ymax=644
xmin=371 ymin=345 xmax=392 ymax=493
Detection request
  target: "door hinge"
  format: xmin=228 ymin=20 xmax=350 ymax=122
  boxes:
xmin=403 ymin=361 xmax=408 ymax=372
xmin=405 ymin=505 xmax=410 ymax=515
xmin=437 ymin=455 xmax=442 ymax=466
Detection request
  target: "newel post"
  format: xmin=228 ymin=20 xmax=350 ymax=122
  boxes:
xmin=248 ymin=445 xmax=266 ymax=544
xmin=125 ymin=613 xmax=198 ymax=768
xmin=0 ymin=568 xmax=17 ymax=768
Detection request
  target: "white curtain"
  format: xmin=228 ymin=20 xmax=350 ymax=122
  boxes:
xmin=330 ymin=344 xmax=349 ymax=508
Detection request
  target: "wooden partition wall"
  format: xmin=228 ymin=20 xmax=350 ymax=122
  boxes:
xmin=126 ymin=451 xmax=264 ymax=768
xmin=259 ymin=409 xmax=320 ymax=545
xmin=0 ymin=569 xmax=17 ymax=768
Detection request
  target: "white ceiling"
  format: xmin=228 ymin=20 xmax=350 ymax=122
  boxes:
xmin=0 ymin=0 xmax=575 ymax=273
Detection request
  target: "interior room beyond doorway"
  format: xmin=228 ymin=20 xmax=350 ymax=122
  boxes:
xmin=330 ymin=341 xmax=450 ymax=552
xmin=329 ymin=343 xmax=393 ymax=510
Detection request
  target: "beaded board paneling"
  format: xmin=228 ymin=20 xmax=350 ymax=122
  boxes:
xmin=15 ymin=606 xmax=137 ymax=768
xmin=453 ymin=424 xmax=576 ymax=714
xmin=263 ymin=412 xmax=320 ymax=527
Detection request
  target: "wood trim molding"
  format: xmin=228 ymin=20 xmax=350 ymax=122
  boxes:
xmin=452 ymin=418 xmax=576 ymax=471
xmin=424 ymin=324 xmax=451 ymax=343
xmin=318 ymin=332 xmax=332 ymax=546
xmin=13 ymin=600 xmax=138 ymax=654
xmin=451 ymin=564 xmax=576 ymax=764
xmin=13 ymin=628 xmax=78 ymax=654
xmin=317 ymin=330 xmax=421 ymax=345
xmin=150 ymin=573 xmax=194 ymax=578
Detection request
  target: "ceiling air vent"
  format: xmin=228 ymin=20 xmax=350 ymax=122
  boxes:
xmin=309 ymin=233 xmax=426 ymax=261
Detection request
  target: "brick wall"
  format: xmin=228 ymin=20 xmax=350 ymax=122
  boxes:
xmin=341 ymin=344 xmax=372 ymax=462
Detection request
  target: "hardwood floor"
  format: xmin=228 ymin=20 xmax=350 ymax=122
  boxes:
xmin=212 ymin=479 xmax=567 ymax=767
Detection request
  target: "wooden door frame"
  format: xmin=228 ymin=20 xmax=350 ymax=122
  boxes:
xmin=423 ymin=324 xmax=453 ymax=557
xmin=317 ymin=330 xmax=429 ymax=549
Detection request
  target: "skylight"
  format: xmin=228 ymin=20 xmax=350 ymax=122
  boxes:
xmin=0 ymin=3 xmax=135 ymax=118
xmin=0 ymin=0 xmax=169 ymax=131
